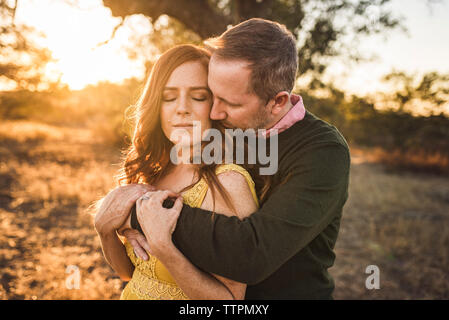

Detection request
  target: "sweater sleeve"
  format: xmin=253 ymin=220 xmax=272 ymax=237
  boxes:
xmin=171 ymin=143 xmax=350 ymax=285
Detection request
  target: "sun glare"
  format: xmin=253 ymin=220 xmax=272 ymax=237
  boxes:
xmin=15 ymin=0 xmax=148 ymax=90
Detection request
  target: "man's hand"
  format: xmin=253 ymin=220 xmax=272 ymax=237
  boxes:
xmin=136 ymin=190 xmax=183 ymax=259
xmin=94 ymin=184 xmax=155 ymax=237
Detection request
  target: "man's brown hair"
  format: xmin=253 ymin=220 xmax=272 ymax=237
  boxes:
xmin=205 ymin=18 xmax=298 ymax=102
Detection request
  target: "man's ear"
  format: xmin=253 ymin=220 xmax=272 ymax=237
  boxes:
xmin=270 ymin=91 xmax=290 ymax=115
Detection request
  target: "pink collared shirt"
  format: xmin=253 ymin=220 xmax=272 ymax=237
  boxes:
xmin=262 ymin=94 xmax=306 ymax=137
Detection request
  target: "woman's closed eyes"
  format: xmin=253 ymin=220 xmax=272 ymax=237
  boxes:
xmin=162 ymin=88 xmax=211 ymax=103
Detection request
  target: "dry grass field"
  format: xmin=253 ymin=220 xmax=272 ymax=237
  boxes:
xmin=1 ymin=120 xmax=448 ymax=300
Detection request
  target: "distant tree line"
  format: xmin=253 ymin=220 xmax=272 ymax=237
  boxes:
xmin=302 ymin=73 xmax=449 ymax=173
xmin=1 ymin=73 xmax=448 ymax=165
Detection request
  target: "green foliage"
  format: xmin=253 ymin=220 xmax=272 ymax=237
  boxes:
xmin=381 ymin=71 xmax=449 ymax=115
xmin=303 ymin=84 xmax=449 ymax=162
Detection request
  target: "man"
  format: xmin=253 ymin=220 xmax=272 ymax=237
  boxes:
xmin=123 ymin=18 xmax=350 ymax=299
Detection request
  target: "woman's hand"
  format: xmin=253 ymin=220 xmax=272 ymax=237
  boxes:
xmin=136 ymin=190 xmax=183 ymax=258
xmin=94 ymin=184 xmax=155 ymax=237
xmin=122 ymin=228 xmax=152 ymax=261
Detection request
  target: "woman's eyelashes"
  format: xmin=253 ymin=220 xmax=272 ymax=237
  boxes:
xmin=191 ymin=90 xmax=211 ymax=102
xmin=162 ymin=92 xmax=210 ymax=103
xmin=162 ymin=96 xmax=176 ymax=102
xmin=192 ymin=95 xmax=208 ymax=102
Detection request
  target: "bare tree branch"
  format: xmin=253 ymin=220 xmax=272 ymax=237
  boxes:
xmin=95 ymin=17 xmax=125 ymax=48
xmin=11 ymin=0 xmax=18 ymax=24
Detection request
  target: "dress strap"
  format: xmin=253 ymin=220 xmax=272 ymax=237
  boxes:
xmin=182 ymin=164 xmax=259 ymax=208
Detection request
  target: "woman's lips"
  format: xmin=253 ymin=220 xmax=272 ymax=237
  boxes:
xmin=173 ymin=123 xmax=194 ymax=130
xmin=173 ymin=123 xmax=193 ymax=127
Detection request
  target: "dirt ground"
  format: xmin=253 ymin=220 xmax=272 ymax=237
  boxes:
xmin=1 ymin=120 xmax=448 ymax=299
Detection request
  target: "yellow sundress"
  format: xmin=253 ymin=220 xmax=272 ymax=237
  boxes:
xmin=120 ymin=163 xmax=259 ymax=300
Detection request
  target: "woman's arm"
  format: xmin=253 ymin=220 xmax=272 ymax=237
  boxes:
xmin=97 ymin=231 xmax=134 ymax=281
xmin=155 ymin=242 xmax=239 ymax=299
xmin=137 ymin=171 xmax=258 ymax=299
xmin=94 ymin=184 xmax=153 ymax=280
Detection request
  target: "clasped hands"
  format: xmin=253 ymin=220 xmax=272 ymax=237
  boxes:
xmin=94 ymin=184 xmax=183 ymax=261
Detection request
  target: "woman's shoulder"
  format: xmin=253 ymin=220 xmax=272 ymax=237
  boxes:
xmin=214 ymin=164 xmax=258 ymax=208
xmin=184 ymin=163 xmax=259 ymax=211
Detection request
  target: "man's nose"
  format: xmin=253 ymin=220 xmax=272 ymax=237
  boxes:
xmin=210 ymin=99 xmax=226 ymax=120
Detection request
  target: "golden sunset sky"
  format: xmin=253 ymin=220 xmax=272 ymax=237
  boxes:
xmin=11 ymin=0 xmax=449 ymax=95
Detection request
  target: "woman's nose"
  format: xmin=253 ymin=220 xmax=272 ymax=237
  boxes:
xmin=176 ymin=95 xmax=190 ymax=115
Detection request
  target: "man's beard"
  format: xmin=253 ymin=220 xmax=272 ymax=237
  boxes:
xmin=247 ymin=106 xmax=271 ymax=131
xmin=220 ymin=105 xmax=271 ymax=131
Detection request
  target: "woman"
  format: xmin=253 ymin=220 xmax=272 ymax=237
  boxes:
xmin=94 ymin=44 xmax=259 ymax=300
